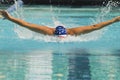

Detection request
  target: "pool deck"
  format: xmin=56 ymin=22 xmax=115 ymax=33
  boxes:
xmin=22 ymin=0 xmax=120 ymax=6
xmin=22 ymin=0 xmax=104 ymax=5
xmin=1 ymin=0 xmax=120 ymax=6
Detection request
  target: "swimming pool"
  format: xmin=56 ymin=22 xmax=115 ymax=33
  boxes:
xmin=0 ymin=4 xmax=120 ymax=80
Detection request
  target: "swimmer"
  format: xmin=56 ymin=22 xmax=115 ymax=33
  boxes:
xmin=0 ymin=10 xmax=120 ymax=37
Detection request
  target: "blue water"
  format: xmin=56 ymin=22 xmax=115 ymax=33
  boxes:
xmin=0 ymin=5 xmax=120 ymax=80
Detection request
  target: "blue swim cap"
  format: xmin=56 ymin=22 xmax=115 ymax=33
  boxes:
xmin=54 ymin=26 xmax=67 ymax=35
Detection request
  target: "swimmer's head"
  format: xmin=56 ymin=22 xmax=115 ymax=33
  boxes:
xmin=54 ymin=26 xmax=67 ymax=38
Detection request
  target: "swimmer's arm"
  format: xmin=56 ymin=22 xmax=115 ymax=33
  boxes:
xmin=10 ymin=17 xmax=54 ymax=34
xmin=0 ymin=10 xmax=54 ymax=35
xmin=68 ymin=16 xmax=120 ymax=35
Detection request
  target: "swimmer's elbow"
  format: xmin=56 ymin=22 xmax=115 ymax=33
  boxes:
xmin=23 ymin=22 xmax=32 ymax=27
xmin=91 ymin=25 xmax=101 ymax=30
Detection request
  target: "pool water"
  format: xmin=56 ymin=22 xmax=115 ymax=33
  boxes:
xmin=0 ymin=4 xmax=120 ymax=80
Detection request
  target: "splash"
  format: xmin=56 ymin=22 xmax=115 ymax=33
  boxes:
xmin=13 ymin=0 xmax=32 ymax=39
xmin=14 ymin=0 xmax=119 ymax=42
xmin=94 ymin=0 xmax=119 ymax=23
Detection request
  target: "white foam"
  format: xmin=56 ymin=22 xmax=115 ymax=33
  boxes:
xmin=14 ymin=27 xmax=104 ymax=42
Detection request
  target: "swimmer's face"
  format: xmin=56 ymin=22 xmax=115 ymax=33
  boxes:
xmin=57 ymin=35 xmax=67 ymax=38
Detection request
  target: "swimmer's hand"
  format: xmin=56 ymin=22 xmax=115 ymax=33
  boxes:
xmin=0 ymin=10 xmax=11 ymax=19
xmin=114 ymin=16 xmax=120 ymax=22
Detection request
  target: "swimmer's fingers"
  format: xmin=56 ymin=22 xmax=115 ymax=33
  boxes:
xmin=0 ymin=10 xmax=11 ymax=19
xmin=0 ymin=10 xmax=4 ymax=18
xmin=0 ymin=15 xmax=3 ymax=18
xmin=0 ymin=10 xmax=3 ymax=15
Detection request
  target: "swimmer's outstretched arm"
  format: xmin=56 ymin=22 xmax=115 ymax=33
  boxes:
xmin=68 ymin=16 xmax=120 ymax=35
xmin=0 ymin=10 xmax=54 ymax=35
